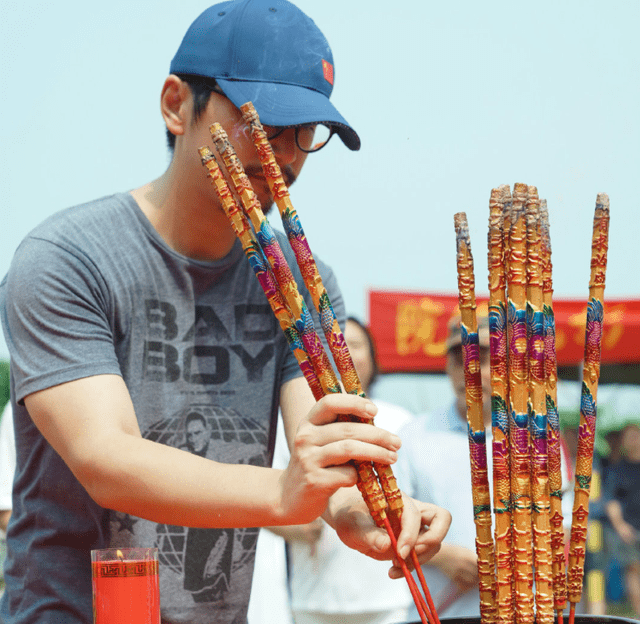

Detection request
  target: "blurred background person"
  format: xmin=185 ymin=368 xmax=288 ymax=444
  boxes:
xmin=0 ymin=402 xmax=14 ymax=598
xmin=251 ymin=316 xmax=414 ymax=624
xmin=604 ymin=422 xmax=640 ymax=618
xmin=288 ymin=316 xmax=414 ymax=624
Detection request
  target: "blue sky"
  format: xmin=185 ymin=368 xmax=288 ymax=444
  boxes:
xmin=1 ymin=0 xmax=638 ymax=360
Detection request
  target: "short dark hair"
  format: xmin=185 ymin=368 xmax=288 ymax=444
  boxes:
xmin=185 ymin=411 xmax=207 ymax=429
xmin=166 ymin=74 xmax=223 ymax=151
xmin=346 ymin=316 xmax=379 ymax=389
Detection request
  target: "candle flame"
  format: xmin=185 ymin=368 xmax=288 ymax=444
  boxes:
xmin=116 ymin=549 xmax=124 ymax=561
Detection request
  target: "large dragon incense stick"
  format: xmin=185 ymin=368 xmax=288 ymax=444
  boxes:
xmin=200 ymin=132 xmax=435 ymax=624
xmin=197 ymin=146 xmax=324 ymax=399
xmin=239 ymin=102 xmax=406 ymax=531
xmin=209 ymin=123 xmax=342 ymax=401
xmin=239 ymin=103 xmax=361 ymax=394
xmin=539 ymin=200 xmax=568 ymax=620
xmin=567 ymin=193 xmax=610 ymax=624
xmin=505 ymin=183 xmax=535 ymax=624
xmin=487 ymin=185 xmax=515 ymax=624
xmin=524 ymin=190 xmax=554 ymax=624
xmin=237 ymin=103 xmax=442 ymax=621
xmin=197 ymin=147 xmax=395 ymax=525
xmin=454 ymin=212 xmax=497 ymax=624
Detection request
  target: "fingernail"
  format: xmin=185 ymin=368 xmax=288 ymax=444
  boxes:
xmin=390 ymin=434 xmax=401 ymax=449
xmin=375 ymin=535 xmax=387 ymax=552
xmin=399 ymin=545 xmax=410 ymax=559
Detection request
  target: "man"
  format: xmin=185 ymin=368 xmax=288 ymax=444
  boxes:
xmin=0 ymin=2 xmax=449 ymax=623
xmin=396 ymin=313 xmax=573 ymax=620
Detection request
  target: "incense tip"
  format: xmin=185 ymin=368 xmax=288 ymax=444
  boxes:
xmin=596 ymin=192 xmax=610 ymax=210
xmin=513 ymin=182 xmax=528 ymax=197
xmin=240 ymin=101 xmax=259 ymax=124
xmin=454 ymin=212 xmax=468 ymax=229
xmin=209 ymin=123 xmax=227 ymax=144
xmin=198 ymin=146 xmax=213 ymax=163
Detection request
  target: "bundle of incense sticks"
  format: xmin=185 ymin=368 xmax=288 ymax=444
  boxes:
xmin=197 ymin=105 xmax=439 ymax=624
xmin=454 ymin=185 xmax=609 ymax=624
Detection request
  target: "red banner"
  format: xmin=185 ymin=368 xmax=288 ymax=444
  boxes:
xmin=368 ymin=290 xmax=640 ymax=373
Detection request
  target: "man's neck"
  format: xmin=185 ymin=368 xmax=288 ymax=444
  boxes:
xmin=131 ymin=166 xmax=238 ymax=262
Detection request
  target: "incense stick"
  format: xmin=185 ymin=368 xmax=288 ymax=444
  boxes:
xmin=540 ymin=200 xmax=568 ymax=622
xmin=506 ymin=183 xmax=535 ymax=624
xmin=454 ymin=212 xmax=497 ymax=624
xmin=524 ymin=189 xmax=554 ymax=624
xmin=488 ymin=185 xmax=515 ymax=624
xmin=567 ymin=193 xmax=610 ymax=624
xmin=239 ymin=102 xmax=406 ymax=530
xmin=199 ymin=134 xmax=436 ymax=624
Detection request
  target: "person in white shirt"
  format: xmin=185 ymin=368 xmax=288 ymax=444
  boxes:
xmin=252 ymin=317 xmax=415 ymax=624
xmin=0 ymin=403 xmax=15 ymax=596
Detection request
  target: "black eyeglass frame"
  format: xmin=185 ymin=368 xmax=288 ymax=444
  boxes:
xmin=265 ymin=124 xmax=336 ymax=154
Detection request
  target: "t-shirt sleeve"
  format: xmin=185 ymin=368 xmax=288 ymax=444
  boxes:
xmin=1 ymin=237 xmax=122 ymax=404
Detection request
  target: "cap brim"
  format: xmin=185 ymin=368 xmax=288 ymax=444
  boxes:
xmin=217 ymin=78 xmax=361 ymax=151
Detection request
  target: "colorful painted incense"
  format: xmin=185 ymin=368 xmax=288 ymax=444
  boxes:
xmin=237 ymin=102 xmax=442 ymax=621
xmin=197 ymin=146 xmax=396 ymax=529
xmin=199 ymin=133 xmax=436 ymax=624
xmin=487 ymin=185 xmax=515 ymax=624
xmin=567 ymin=193 xmax=610 ymax=624
xmin=454 ymin=212 xmax=497 ymax=624
xmin=524 ymin=189 xmax=554 ymax=624
xmin=209 ymin=124 xmax=342 ymax=402
xmin=487 ymin=186 xmax=514 ymax=619
xmin=539 ymin=199 xmax=568 ymax=620
xmin=239 ymin=102 xmax=406 ymax=532
xmin=505 ymin=183 xmax=535 ymax=624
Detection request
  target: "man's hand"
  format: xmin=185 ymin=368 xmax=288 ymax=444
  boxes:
xmin=276 ymin=391 xmax=402 ymax=525
xmin=326 ymin=489 xmax=451 ymax=566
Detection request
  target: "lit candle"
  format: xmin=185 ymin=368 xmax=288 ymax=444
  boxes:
xmin=91 ymin=547 xmax=160 ymax=624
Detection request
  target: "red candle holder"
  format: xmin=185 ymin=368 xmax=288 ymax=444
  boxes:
xmin=91 ymin=547 xmax=160 ymax=623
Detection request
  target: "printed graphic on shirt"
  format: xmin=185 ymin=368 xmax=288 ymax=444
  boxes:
xmin=110 ymin=404 xmax=269 ymax=611
xmin=141 ymin=300 xmax=278 ymax=386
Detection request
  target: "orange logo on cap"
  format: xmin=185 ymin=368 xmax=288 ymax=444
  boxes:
xmin=322 ymin=59 xmax=334 ymax=85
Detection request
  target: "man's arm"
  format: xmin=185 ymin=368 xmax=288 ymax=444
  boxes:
xmin=25 ymin=373 xmax=400 ymax=530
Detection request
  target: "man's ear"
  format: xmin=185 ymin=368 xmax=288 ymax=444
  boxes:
xmin=161 ymin=75 xmax=191 ymax=140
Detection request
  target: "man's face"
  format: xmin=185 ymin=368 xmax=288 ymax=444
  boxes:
xmin=185 ymin=89 xmax=310 ymax=214
xmin=186 ymin=419 xmax=210 ymax=454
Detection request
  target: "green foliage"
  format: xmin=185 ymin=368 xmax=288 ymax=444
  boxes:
xmin=0 ymin=360 xmax=9 ymax=416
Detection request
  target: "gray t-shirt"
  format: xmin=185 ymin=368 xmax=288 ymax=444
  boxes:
xmin=0 ymin=192 xmax=345 ymax=624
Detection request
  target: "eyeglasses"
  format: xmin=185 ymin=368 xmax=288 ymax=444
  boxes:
xmin=265 ymin=124 xmax=335 ymax=153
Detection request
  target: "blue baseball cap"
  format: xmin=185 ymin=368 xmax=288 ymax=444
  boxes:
xmin=170 ymin=0 xmax=361 ymax=151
